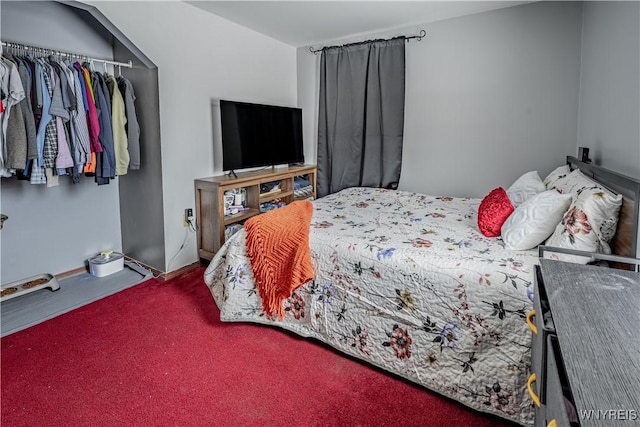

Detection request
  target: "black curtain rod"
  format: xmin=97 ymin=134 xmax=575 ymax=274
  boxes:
xmin=309 ymin=29 xmax=425 ymax=55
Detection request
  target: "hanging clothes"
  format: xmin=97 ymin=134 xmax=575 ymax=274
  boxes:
xmin=41 ymin=60 xmax=60 ymax=187
xmin=0 ymin=57 xmax=26 ymax=177
xmin=64 ymin=62 xmax=91 ymax=182
xmin=1 ymin=57 xmax=27 ymax=173
xmin=0 ymin=47 xmax=141 ymax=185
xmin=117 ymin=76 xmax=140 ymax=170
xmin=47 ymin=56 xmax=73 ymax=174
xmin=30 ymin=60 xmax=52 ymax=185
xmin=92 ymin=70 xmax=115 ymax=183
xmin=13 ymin=55 xmax=38 ymax=164
xmin=76 ymin=63 xmax=100 ymax=177
xmin=105 ymin=73 xmax=129 ymax=175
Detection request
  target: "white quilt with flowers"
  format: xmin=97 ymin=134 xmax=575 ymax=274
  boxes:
xmin=204 ymin=187 xmax=538 ymax=426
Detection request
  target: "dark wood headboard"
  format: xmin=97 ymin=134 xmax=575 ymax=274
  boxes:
xmin=566 ymin=156 xmax=640 ymax=258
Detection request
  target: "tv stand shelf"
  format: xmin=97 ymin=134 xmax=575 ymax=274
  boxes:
xmin=260 ymin=190 xmax=292 ymax=202
xmin=194 ymin=165 xmax=316 ymax=261
xmin=222 ymin=208 xmax=260 ymax=226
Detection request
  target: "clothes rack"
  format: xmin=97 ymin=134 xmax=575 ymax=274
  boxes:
xmin=1 ymin=38 xmax=141 ymax=185
xmin=1 ymin=40 xmax=132 ymax=70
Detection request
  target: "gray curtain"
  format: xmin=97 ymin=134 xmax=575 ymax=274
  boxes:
xmin=317 ymin=37 xmax=406 ymax=198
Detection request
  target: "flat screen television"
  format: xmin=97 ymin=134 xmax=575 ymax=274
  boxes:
xmin=220 ymin=100 xmax=304 ymax=172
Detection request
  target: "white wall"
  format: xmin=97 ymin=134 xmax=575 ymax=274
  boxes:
xmin=577 ymin=1 xmax=640 ymax=180
xmin=577 ymin=1 xmax=640 ymax=256
xmin=85 ymin=1 xmax=297 ymax=272
xmin=0 ymin=1 xmax=123 ymax=283
xmin=296 ymin=49 xmax=319 ymax=170
xmin=6 ymin=1 xmax=635 ymax=277
xmin=298 ymin=1 xmax=583 ymax=198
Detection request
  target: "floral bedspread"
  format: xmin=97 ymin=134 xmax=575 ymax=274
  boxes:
xmin=204 ymin=187 xmax=538 ymax=426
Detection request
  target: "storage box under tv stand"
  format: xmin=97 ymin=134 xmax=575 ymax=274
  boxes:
xmin=194 ymin=165 xmax=317 ymax=261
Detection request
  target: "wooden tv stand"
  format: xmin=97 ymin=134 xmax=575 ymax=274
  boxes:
xmin=194 ymin=165 xmax=317 ymax=261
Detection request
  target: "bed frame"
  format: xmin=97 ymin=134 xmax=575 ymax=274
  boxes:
xmin=566 ymin=155 xmax=640 ymax=258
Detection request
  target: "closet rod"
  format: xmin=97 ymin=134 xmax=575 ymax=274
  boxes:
xmin=1 ymin=40 xmax=133 ymax=68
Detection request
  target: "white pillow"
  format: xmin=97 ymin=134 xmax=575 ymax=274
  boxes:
xmin=558 ymin=169 xmax=617 ymax=199
xmin=545 ymin=186 xmax=623 ymax=256
xmin=501 ymin=190 xmax=573 ymax=251
xmin=543 ymin=165 xmax=571 ymax=190
xmin=506 ymin=171 xmax=546 ymax=207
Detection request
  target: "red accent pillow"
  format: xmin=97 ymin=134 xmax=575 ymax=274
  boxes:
xmin=478 ymin=187 xmax=515 ymax=237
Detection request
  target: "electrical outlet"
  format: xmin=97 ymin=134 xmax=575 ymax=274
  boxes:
xmin=184 ymin=208 xmax=193 ymax=227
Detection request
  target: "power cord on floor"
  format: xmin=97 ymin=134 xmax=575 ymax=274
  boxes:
xmin=124 ymin=257 xmax=163 ymax=279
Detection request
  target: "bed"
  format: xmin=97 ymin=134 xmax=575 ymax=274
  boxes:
xmin=203 ymin=156 xmax=639 ymax=426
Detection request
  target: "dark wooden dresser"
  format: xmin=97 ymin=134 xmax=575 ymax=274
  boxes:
xmin=528 ymin=258 xmax=640 ymax=427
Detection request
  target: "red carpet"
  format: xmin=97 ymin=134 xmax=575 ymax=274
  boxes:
xmin=1 ymin=267 xmax=515 ymax=427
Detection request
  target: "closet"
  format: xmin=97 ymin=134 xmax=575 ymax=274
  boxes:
xmin=0 ymin=1 xmax=164 ymax=283
xmin=1 ymin=41 xmax=139 ymax=185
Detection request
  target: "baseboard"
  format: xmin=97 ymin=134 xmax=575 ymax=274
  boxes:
xmin=161 ymin=262 xmax=200 ymax=281
xmin=55 ymin=265 xmax=89 ymax=279
xmin=54 ymin=258 xmax=199 ymax=283
xmin=123 ymin=256 xmax=199 ymax=281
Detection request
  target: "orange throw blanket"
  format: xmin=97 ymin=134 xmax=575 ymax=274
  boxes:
xmin=244 ymin=200 xmax=315 ymax=319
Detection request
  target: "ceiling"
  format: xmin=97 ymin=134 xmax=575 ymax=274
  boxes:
xmin=185 ymin=1 xmax=533 ymax=48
